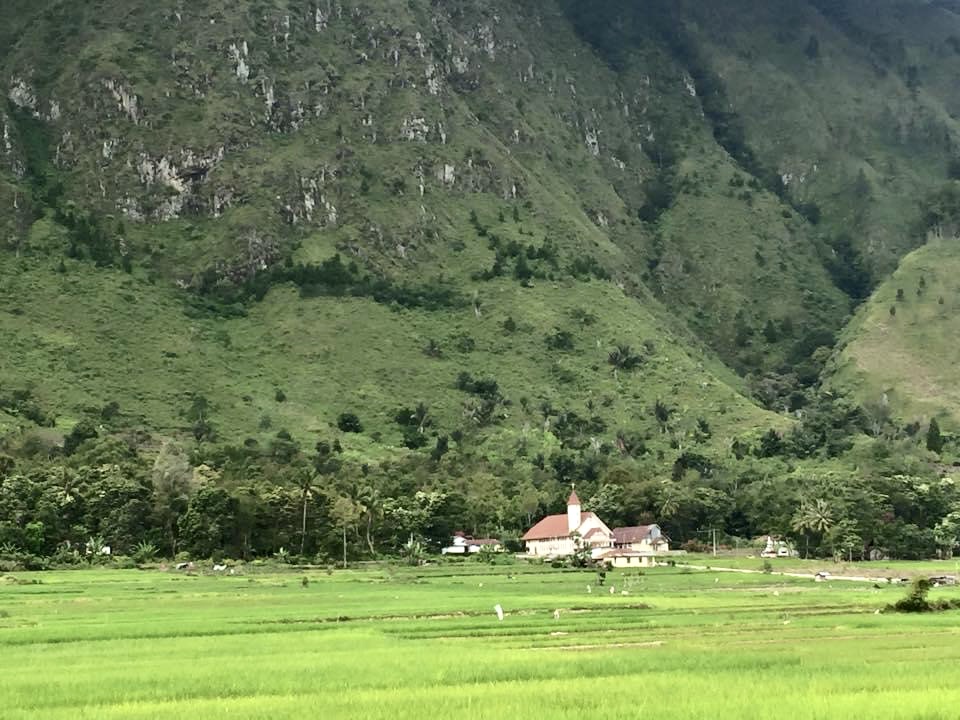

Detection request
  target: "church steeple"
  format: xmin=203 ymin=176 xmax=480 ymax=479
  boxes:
xmin=567 ymin=485 xmax=581 ymax=533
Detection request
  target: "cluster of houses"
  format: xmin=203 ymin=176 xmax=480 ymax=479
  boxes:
xmin=444 ymin=489 xmax=670 ymax=568
xmin=521 ymin=489 xmax=669 ymax=567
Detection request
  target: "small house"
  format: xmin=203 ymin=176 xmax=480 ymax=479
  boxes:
xmin=612 ymin=525 xmax=670 ymax=554
xmin=441 ymin=532 xmax=502 ymax=555
xmin=597 ymin=549 xmax=659 ymax=568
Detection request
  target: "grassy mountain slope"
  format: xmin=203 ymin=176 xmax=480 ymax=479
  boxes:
xmin=0 ymin=0 xmax=806 ymax=454
xmin=0 ymin=0 xmax=957 ymax=463
xmin=0 ymin=248 xmax=781 ymax=454
xmin=830 ymin=235 xmax=960 ymax=427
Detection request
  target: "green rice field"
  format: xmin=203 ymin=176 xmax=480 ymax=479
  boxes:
xmin=2 ymin=561 xmax=960 ymax=719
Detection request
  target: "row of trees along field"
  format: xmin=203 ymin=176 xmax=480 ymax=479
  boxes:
xmin=2 ymin=392 xmax=960 ymax=568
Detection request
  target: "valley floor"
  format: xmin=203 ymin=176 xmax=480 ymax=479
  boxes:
xmin=1 ymin=562 xmax=959 ymax=719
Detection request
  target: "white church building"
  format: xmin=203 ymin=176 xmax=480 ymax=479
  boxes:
xmin=522 ymin=489 xmax=670 ymax=564
xmin=522 ymin=489 xmax=614 ymax=559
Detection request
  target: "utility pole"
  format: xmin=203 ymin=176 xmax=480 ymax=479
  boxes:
xmin=712 ymin=528 xmax=718 ymax=557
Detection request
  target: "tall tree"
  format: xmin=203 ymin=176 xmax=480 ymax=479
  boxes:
xmin=926 ymin=418 xmax=944 ymax=454
xmin=151 ymin=442 xmax=195 ymax=555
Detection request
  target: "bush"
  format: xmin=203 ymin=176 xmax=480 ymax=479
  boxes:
xmin=49 ymin=544 xmax=83 ymax=566
xmin=64 ymin=419 xmax=99 ymax=455
xmin=337 ymin=413 xmax=363 ymax=433
xmin=886 ymin=578 xmax=960 ymax=613
xmin=681 ymin=539 xmax=707 ymax=553
xmin=133 ymin=541 xmax=158 ymax=564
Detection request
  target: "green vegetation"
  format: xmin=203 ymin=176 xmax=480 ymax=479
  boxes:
xmin=1 ymin=564 xmax=960 ymax=718
xmin=831 ymin=236 xmax=960 ymax=428
xmin=4 ymin=0 xmax=960 ymax=563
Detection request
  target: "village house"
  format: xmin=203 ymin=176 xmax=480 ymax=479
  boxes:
xmin=441 ymin=532 xmax=503 ymax=555
xmin=612 ymin=525 xmax=669 ymax=553
xmin=522 ymin=490 xmax=669 ymax=567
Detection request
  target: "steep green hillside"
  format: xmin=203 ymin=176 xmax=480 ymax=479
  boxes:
xmin=4 ymin=1 xmax=960 ymax=562
xmin=5 ymin=0 xmax=960 ymax=452
xmin=831 ymin=233 xmax=960 ymax=428
xmin=0 ymin=0 xmax=840 ymax=448
xmin=0 ymin=249 xmax=778 ymax=458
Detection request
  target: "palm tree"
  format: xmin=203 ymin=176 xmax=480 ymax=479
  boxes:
xmin=792 ymin=498 xmax=834 ymax=558
xmin=807 ymin=499 xmax=834 ymax=534
xmin=298 ymin=470 xmax=319 ymax=557
xmin=355 ymin=484 xmax=382 ymax=556
xmin=412 ymin=402 xmax=431 ymax=434
xmin=608 ymin=344 xmax=641 ymax=378
xmin=659 ymin=482 xmax=681 ymax=519
xmin=653 ymin=400 xmax=673 ymax=433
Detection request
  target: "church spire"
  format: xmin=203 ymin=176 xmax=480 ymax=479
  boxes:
xmin=567 ymin=484 xmax=581 ymax=533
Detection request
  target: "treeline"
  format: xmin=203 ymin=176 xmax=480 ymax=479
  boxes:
xmin=2 ymin=390 xmax=960 ymax=568
xmin=187 ymin=253 xmax=467 ymax=319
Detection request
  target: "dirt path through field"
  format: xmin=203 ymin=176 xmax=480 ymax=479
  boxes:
xmin=675 ymin=564 xmax=898 ymax=584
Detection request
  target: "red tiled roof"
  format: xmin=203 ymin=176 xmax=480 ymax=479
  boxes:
xmin=523 ymin=512 xmax=597 ymax=541
xmin=581 ymin=527 xmax=609 ymax=540
xmin=612 ymin=525 xmax=657 ymax=544
xmin=568 ymin=489 xmax=581 ymax=505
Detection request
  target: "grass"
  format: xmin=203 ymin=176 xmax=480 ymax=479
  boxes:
xmin=830 ymin=235 xmax=960 ymax=429
xmin=1 ymin=562 xmax=959 ymax=718
xmin=0 ymin=246 xmax=780 ymax=456
xmin=682 ymin=552 xmax=960 ymax=577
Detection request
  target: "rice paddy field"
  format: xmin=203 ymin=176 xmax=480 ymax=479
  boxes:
xmin=2 ymin=560 xmax=960 ymax=719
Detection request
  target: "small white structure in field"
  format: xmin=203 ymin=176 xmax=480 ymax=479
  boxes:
xmin=494 ymin=604 xmax=504 ymax=621
xmin=442 ymin=532 xmax=503 ymax=555
xmin=553 ymin=609 xmax=561 ymax=620
xmin=761 ymin=535 xmax=792 ymax=558
xmin=609 ymin=586 xmax=615 ymax=595
xmin=586 ymin=585 xmax=591 ymax=593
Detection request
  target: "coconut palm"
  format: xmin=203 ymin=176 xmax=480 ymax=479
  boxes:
xmin=792 ymin=498 xmax=834 ymax=558
xmin=298 ymin=470 xmax=320 ymax=556
xmin=659 ymin=482 xmax=681 ymax=519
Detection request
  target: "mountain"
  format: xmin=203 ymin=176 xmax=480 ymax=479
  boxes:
xmin=3 ymin=0 xmax=960 ymax=561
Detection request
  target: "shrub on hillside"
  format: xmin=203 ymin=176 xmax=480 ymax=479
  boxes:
xmin=337 ymin=413 xmax=363 ymax=433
